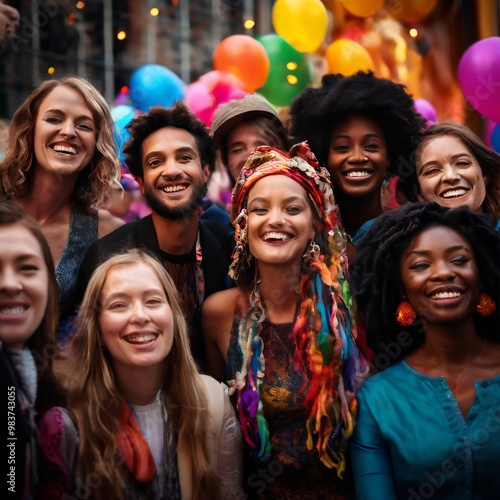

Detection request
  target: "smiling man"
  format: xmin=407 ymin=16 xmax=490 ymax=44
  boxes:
xmin=77 ymin=103 xmax=234 ymax=367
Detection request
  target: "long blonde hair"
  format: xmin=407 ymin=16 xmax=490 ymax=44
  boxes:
xmin=68 ymin=249 xmax=220 ymax=499
xmin=0 ymin=76 xmax=120 ymax=213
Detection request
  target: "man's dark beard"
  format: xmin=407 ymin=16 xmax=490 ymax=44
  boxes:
xmin=145 ymin=183 xmax=208 ymax=221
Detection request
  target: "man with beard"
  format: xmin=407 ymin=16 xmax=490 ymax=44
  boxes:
xmin=76 ymin=103 xmax=234 ymax=367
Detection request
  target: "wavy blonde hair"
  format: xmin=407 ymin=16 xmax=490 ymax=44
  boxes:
xmin=0 ymin=76 xmax=120 ymax=213
xmin=68 ymin=249 xmax=220 ymax=499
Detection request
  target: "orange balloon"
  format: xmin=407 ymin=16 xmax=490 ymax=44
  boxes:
xmin=213 ymin=35 xmax=270 ymax=92
xmin=390 ymin=0 xmax=437 ymax=23
xmin=339 ymin=0 xmax=384 ymax=18
xmin=325 ymin=39 xmax=374 ymax=76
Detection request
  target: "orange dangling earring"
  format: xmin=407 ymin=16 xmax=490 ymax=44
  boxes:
xmin=396 ymin=300 xmax=416 ymax=326
xmin=476 ymin=293 xmax=497 ymax=317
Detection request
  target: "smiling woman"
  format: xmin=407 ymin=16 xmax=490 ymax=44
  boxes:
xmin=0 ymin=200 xmax=65 ymax=498
xmin=0 ymin=77 xmax=124 ymax=341
xmin=38 ymin=249 xmax=243 ymax=499
xmin=202 ymin=142 xmax=369 ymax=498
xmin=400 ymin=121 xmax=500 ymax=229
xmin=351 ymin=202 xmax=500 ymax=499
xmin=290 ymin=71 xmax=425 ymax=243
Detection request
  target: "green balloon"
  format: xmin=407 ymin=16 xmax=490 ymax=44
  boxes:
xmin=257 ymin=34 xmax=311 ymax=107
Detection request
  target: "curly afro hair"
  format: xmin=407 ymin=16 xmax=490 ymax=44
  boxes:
xmin=353 ymin=202 xmax=500 ymax=368
xmin=290 ymin=71 xmax=425 ymax=178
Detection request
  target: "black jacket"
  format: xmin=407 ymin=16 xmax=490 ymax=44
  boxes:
xmin=75 ymin=215 xmax=235 ymax=366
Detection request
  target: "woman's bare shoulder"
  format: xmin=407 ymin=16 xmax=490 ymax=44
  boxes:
xmin=202 ymin=287 xmax=244 ymax=317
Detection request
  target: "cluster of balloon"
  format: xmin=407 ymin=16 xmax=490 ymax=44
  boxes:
xmin=111 ymin=104 xmax=138 ymax=164
xmin=389 ymin=0 xmax=437 ymax=23
xmin=325 ymin=38 xmax=374 ymax=75
xmin=458 ymin=37 xmax=500 ymax=123
xmin=185 ymin=71 xmax=246 ymax=126
xmin=256 ymin=34 xmax=311 ymax=107
xmin=129 ymin=64 xmax=186 ymax=113
xmin=272 ymin=0 xmax=328 ymax=54
xmin=213 ymin=35 xmax=270 ymax=93
xmin=414 ymin=98 xmax=437 ymax=128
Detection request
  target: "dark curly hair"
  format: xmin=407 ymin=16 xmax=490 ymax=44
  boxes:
xmin=289 ymin=71 xmax=425 ymax=178
xmin=123 ymin=102 xmax=214 ymax=178
xmin=353 ymin=202 xmax=500 ymax=368
xmin=399 ymin=121 xmax=500 ymax=225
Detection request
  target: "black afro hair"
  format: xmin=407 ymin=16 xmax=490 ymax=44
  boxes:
xmin=290 ymin=71 xmax=426 ymax=177
xmin=353 ymin=202 xmax=500 ymax=367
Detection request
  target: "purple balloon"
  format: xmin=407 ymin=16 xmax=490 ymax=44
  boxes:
xmin=458 ymin=37 xmax=500 ymax=122
xmin=415 ymin=98 xmax=437 ymax=127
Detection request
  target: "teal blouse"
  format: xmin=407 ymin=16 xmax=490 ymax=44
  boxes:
xmin=351 ymin=361 xmax=500 ymax=500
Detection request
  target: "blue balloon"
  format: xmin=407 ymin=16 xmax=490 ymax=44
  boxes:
xmin=129 ymin=64 xmax=185 ymax=113
xmin=111 ymin=105 xmax=136 ymax=164
xmin=490 ymin=123 xmax=500 ymax=153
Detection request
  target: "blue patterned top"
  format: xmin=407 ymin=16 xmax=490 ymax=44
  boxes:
xmin=55 ymin=209 xmax=98 ymax=342
xmin=351 ymin=360 xmax=500 ymax=500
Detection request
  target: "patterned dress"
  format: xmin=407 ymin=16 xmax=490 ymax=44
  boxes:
xmin=227 ymin=310 xmax=355 ymax=499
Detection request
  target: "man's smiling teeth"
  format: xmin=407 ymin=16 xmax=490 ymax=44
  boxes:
xmin=0 ymin=305 xmax=27 ymax=315
xmin=441 ymin=189 xmax=467 ymax=198
xmin=429 ymin=291 xmax=463 ymax=299
xmin=162 ymin=185 xmax=187 ymax=193
xmin=53 ymin=145 xmax=76 ymax=155
xmin=346 ymin=171 xmax=370 ymax=178
xmin=125 ymin=333 xmax=158 ymax=344
xmin=263 ymin=232 xmax=289 ymax=241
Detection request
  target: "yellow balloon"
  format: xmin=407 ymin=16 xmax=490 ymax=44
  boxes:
xmin=325 ymin=39 xmax=375 ymax=76
xmin=390 ymin=0 xmax=438 ymax=23
xmin=272 ymin=0 xmax=328 ymax=53
xmin=339 ymin=0 xmax=385 ymax=18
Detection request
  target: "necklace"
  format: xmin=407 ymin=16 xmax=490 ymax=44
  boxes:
xmin=417 ymin=341 xmax=487 ymax=392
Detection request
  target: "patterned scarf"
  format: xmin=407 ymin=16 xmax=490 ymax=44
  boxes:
xmin=228 ymin=142 xmax=369 ymax=475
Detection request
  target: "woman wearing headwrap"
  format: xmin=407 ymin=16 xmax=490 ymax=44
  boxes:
xmin=202 ymin=142 xmax=369 ymax=498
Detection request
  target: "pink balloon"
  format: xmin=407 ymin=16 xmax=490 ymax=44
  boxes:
xmin=414 ymin=98 xmax=437 ymax=128
xmin=185 ymin=72 xmax=246 ymax=126
xmin=213 ymin=82 xmax=246 ymax=103
xmin=185 ymin=82 xmax=214 ymax=112
xmin=199 ymin=70 xmax=244 ymax=92
xmin=458 ymin=37 xmax=500 ymax=122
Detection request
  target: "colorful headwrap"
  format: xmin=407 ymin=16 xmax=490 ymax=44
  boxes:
xmin=229 ymin=142 xmax=344 ymax=282
xmin=228 ymin=142 xmax=369 ymax=475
